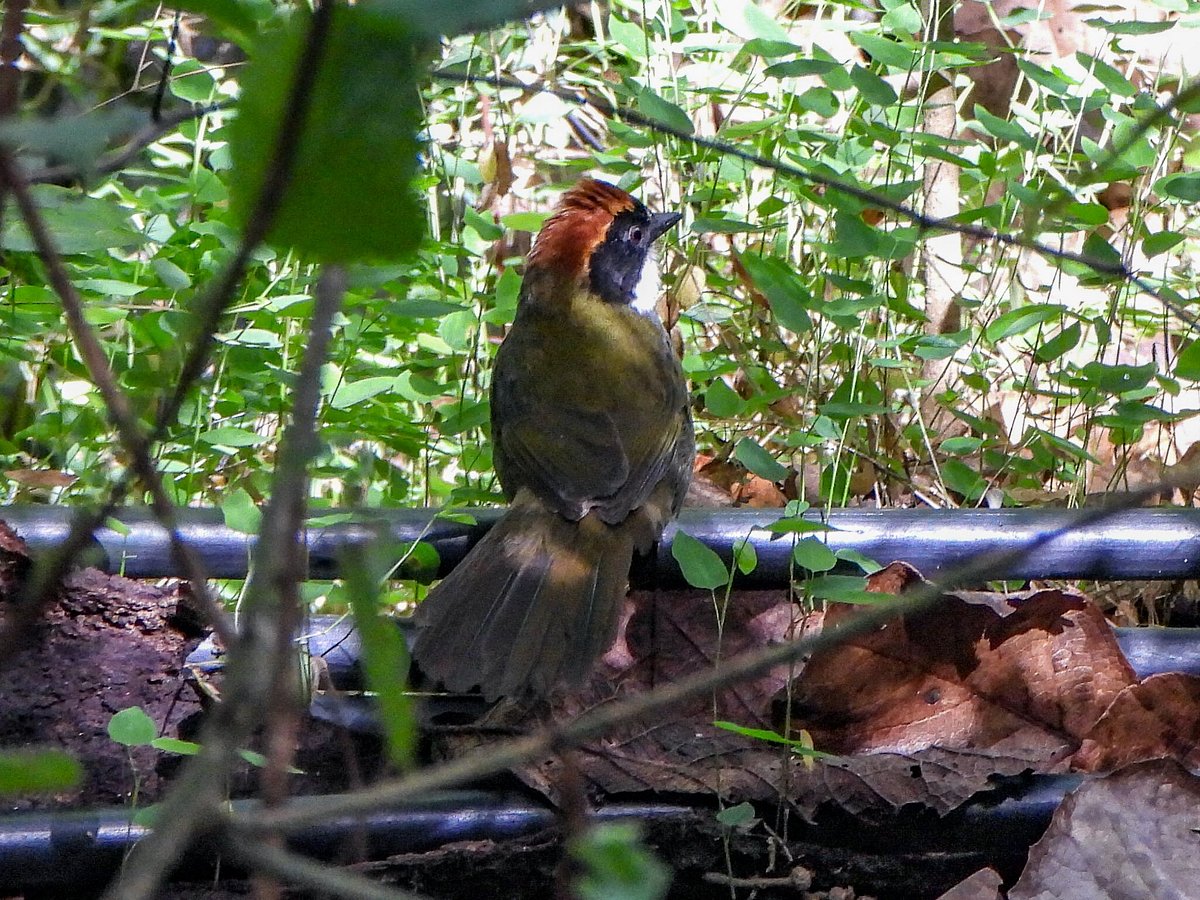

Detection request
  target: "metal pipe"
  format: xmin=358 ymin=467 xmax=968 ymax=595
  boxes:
xmin=5 ymin=505 xmax=1200 ymax=583
xmin=0 ymin=778 xmax=1081 ymax=893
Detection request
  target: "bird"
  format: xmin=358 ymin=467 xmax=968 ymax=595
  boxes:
xmin=412 ymin=178 xmax=694 ymax=701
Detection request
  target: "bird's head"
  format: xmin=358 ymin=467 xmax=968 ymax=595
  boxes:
xmin=526 ymin=179 xmax=681 ymax=314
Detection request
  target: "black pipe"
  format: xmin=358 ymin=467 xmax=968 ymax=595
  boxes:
xmin=5 ymin=505 xmax=1200 ymax=584
xmin=0 ymin=776 xmax=1084 ymax=894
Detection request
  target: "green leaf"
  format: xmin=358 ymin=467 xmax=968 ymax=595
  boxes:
xmin=985 ymin=304 xmax=1063 ymax=342
xmin=0 ymin=750 xmax=82 ymax=796
xmin=228 ymin=6 xmax=426 ymax=262
xmin=835 ymin=548 xmax=882 ymax=574
xmin=671 ymin=530 xmax=728 ymax=589
xmin=797 ymin=86 xmax=838 ymax=117
xmin=691 ymin=217 xmax=764 ymax=234
xmin=880 ymin=0 xmax=923 ymax=33
xmin=1175 ymin=341 xmax=1200 ymax=381
xmin=637 ymin=87 xmax=693 ymax=135
xmin=713 ymin=720 xmax=825 ymax=752
xmin=734 ymin=437 xmax=788 ymax=481
xmin=739 ymin=253 xmax=812 ymax=334
xmin=199 ymin=426 xmax=266 ymax=448
xmin=221 ymin=488 xmax=262 ymax=535
xmin=151 ymin=257 xmax=192 ymax=290
xmin=1143 ymin=231 xmax=1185 ymax=257
xmin=849 ymin=65 xmax=898 ymax=105
xmin=850 ymin=32 xmax=918 ymax=69
xmin=328 ymin=376 xmax=396 ymax=410
xmin=705 ymin=379 xmax=744 ymax=417
xmin=940 ymin=436 xmax=983 ymax=455
xmin=1085 ymin=17 xmax=1175 ymax=35
xmin=571 ymin=822 xmax=671 ymax=900
xmin=1080 ymin=232 xmax=1124 ymax=276
xmin=500 ymin=211 xmax=550 ymax=232
xmin=1 ymin=185 xmax=145 ymax=254
xmin=1156 ymin=172 xmax=1200 ymax=202
xmin=715 ymin=801 xmax=757 ymax=827
xmin=714 ymin=0 xmax=792 ymax=43
xmin=733 ymin=536 xmax=758 ymax=576
xmin=607 ymin=14 xmax=647 ymax=57
xmin=806 ymin=574 xmax=886 ymax=603
xmin=1078 ymin=53 xmax=1136 ymax=98
xmin=765 ymin=58 xmax=838 ymax=78
xmin=1034 ymin=322 xmax=1081 ymax=363
xmin=941 ymin=458 xmax=986 ymax=500
xmin=793 ymin=537 xmax=837 ymax=573
xmin=1016 ymin=59 xmax=1071 ymax=95
xmin=973 ymin=106 xmax=1036 ymax=150
xmin=108 ymin=707 xmax=157 ymax=747
xmin=346 ymin=543 xmax=415 ymax=769
xmin=763 ymin=517 xmax=832 ymax=535
xmin=151 ymin=737 xmax=201 ymax=755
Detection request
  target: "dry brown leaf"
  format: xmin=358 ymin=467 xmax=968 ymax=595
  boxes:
xmin=936 ymin=867 xmax=1004 ymax=900
xmin=1072 ymin=672 xmax=1200 ymax=773
xmin=5 ymin=469 xmax=78 ymax=489
xmin=806 ymin=745 xmax=1051 ymax=820
xmin=691 ymin=453 xmax=787 ymax=508
xmin=785 ymin=563 xmax=1136 ymax=763
xmin=1009 ymin=759 xmax=1200 ymax=900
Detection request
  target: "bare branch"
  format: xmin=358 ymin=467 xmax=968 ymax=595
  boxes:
xmin=226 ymin=834 xmax=432 ymax=900
xmin=0 ymin=153 xmax=236 ymax=657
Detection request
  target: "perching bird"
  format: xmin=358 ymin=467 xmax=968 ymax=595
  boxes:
xmin=413 ymin=179 xmax=694 ymax=701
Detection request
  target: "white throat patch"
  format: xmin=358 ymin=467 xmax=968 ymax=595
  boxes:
xmin=631 ymin=247 xmax=662 ymax=316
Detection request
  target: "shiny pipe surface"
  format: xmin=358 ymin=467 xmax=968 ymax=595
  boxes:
xmin=3 ymin=505 xmax=1200 ymax=583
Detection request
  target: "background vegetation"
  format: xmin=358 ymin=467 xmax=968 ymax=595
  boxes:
xmin=1 ymin=1 xmax=1198 ymax=896
xmin=3 ymin=0 xmax=1197 ymax=557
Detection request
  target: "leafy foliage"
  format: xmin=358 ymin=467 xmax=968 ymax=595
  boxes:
xmin=1 ymin=0 xmax=1197 ymax=540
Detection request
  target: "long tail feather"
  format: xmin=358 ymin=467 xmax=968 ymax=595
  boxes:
xmin=412 ymin=496 xmax=635 ymax=700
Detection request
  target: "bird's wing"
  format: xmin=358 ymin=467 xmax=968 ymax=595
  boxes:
xmin=497 ymin=407 xmax=631 ymax=520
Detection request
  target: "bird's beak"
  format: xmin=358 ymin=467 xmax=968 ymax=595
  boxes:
xmin=647 ymin=211 xmax=682 ymax=243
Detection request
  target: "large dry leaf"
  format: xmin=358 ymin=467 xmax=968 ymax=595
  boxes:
xmin=1072 ymin=672 xmax=1200 ymax=772
xmin=787 ymin=563 xmax=1136 ymax=765
xmin=807 ymin=746 xmax=1053 ymax=819
xmin=1009 ymin=759 xmax=1200 ymax=900
xmin=435 ymin=561 xmax=1194 ymax=824
xmin=937 ymin=867 xmax=1004 ymax=900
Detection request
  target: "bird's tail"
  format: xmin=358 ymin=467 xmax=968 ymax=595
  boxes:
xmin=412 ymin=494 xmax=636 ymax=701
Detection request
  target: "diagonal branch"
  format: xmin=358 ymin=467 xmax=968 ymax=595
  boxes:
xmin=25 ymin=101 xmax=231 ymax=186
xmin=0 ymin=152 xmax=235 ymax=655
xmin=225 ymin=830 xmax=432 ymax=900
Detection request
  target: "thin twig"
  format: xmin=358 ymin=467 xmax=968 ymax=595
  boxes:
xmin=0 ymin=153 xmax=236 ymax=655
xmin=0 ymin=0 xmax=29 ymax=238
xmin=25 ymin=101 xmax=230 ymax=185
xmin=226 ymin=835 xmax=432 ymax=900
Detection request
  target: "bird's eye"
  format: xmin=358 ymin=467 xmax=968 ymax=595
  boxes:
xmin=629 ymin=226 xmax=643 ymax=243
